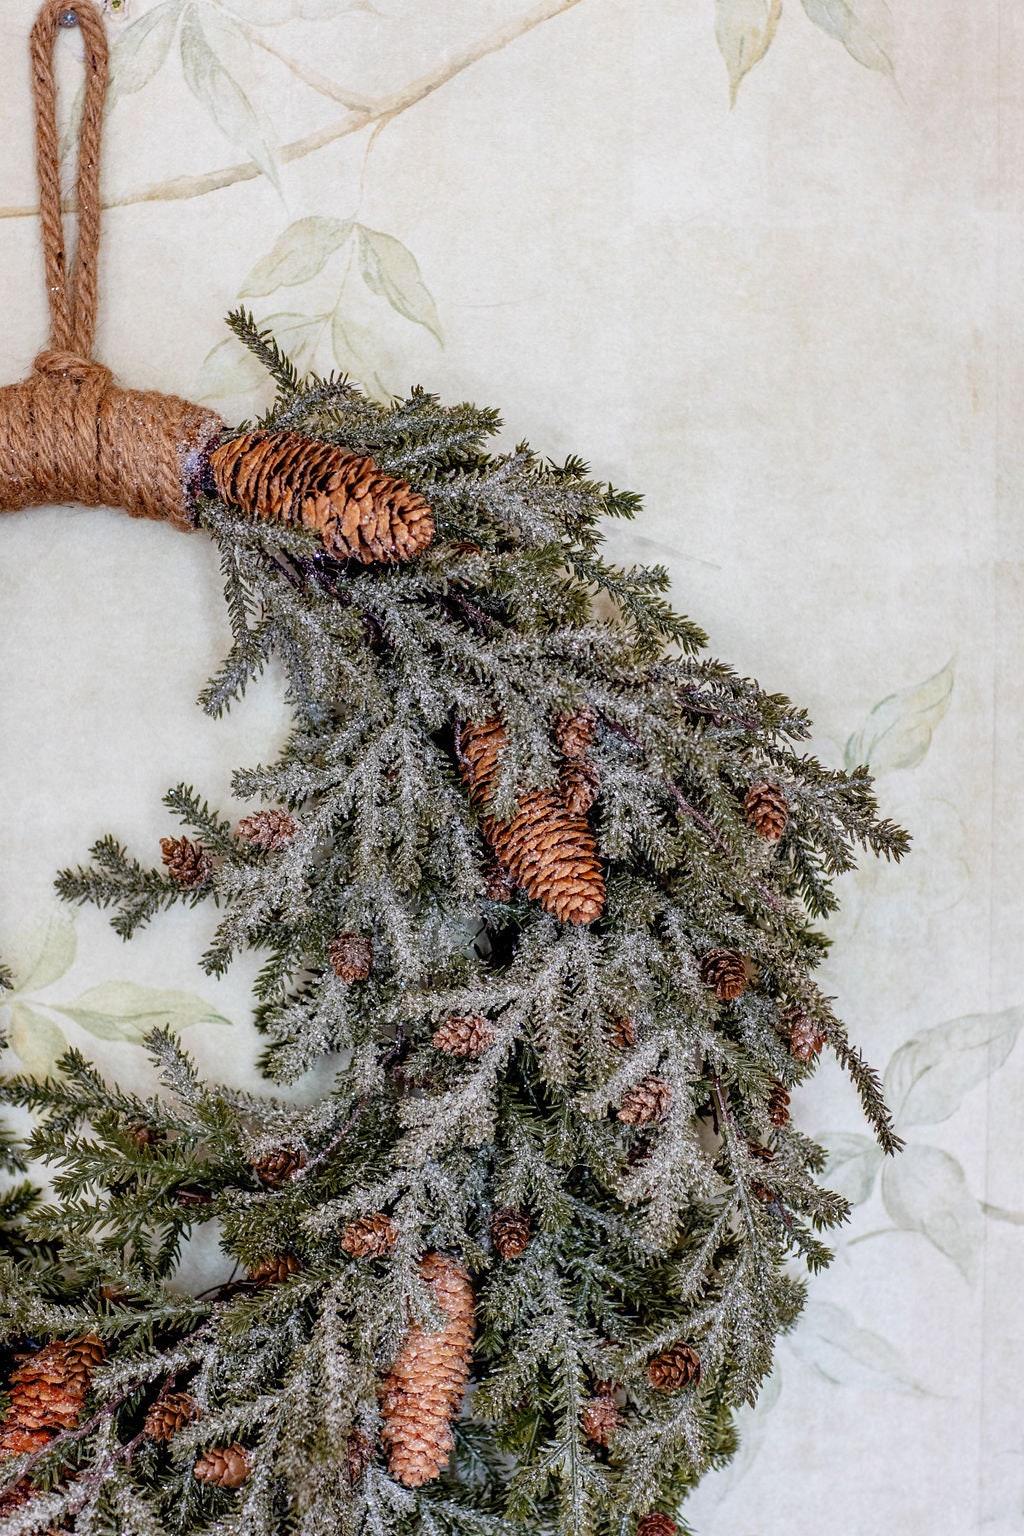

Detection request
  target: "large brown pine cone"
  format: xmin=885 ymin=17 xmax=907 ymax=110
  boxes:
xmin=432 ymin=1013 xmax=495 ymax=1059
xmin=618 ymin=1076 xmax=671 ymax=1126
xmin=637 ymin=1514 xmax=678 ymax=1536
xmin=380 ymin=1253 xmax=475 ymax=1488
xmin=647 ymin=1344 xmax=702 ymax=1392
xmin=698 ymin=948 xmax=747 ymax=1001
xmin=329 ymin=932 xmax=374 ymax=984
xmin=490 ymin=1209 xmax=531 ymax=1260
xmin=768 ymin=1083 xmax=791 ymax=1127
xmin=194 ymin=1443 xmax=252 ymax=1489
xmin=341 ymin=1214 xmax=398 ymax=1258
xmin=207 ymin=431 xmax=435 ymax=565
xmin=248 ymin=1253 xmax=302 ymax=1286
xmin=0 ymin=1426 xmax=53 ymax=1457
xmin=553 ymin=706 xmax=596 ymax=760
xmin=160 ymin=837 xmax=212 ymax=890
xmin=560 ymin=759 xmax=601 ymax=816
xmin=4 ymin=1336 xmax=104 ymax=1434
xmin=459 ymin=719 xmax=605 ymax=926
xmin=144 ymin=1392 xmax=199 ymax=1443
xmin=581 ymin=1391 xmax=620 ymax=1447
xmin=252 ymin=1144 xmax=307 ymax=1187
xmin=786 ymin=1008 xmax=826 ymax=1061
xmin=236 ymin=808 xmax=297 ymax=851
xmin=743 ymin=781 xmax=788 ymax=841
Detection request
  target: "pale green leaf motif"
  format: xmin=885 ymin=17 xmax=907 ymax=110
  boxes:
xmin=801 ymin=0 xmax=895 ymax=76
xmin=356 ymin=226 xmax=443 ymax=345
xmin=240 ymin=218 xmax=353 ymax=299
xmin=788 ymin=1300 xmax=928 ymax=1393
xmin=179 ymin=6 xmax=280 ymax=188
xmin=818 ymin=1131 xmax=884 ymax=1204
xmin=197 ymin=312 xmax=326 ymax=399
xmin=8 ymin=1004 xmax=68 ymax=1079
xmin=332 ymin=306 xmax=390 ymax=401
xmin=715 ymin=0 xmax=782 ymax=106
xmin=843 ymin=657 xmax=954 ymax=774
xmin=885 ymin=1006 xmax=1024 ymax=1128
xmin=53 ymin=983 xmax=232 ymax=1044
xmin=107 ymin=0 xmax=181 ymax=108
xmin=5 ymin=910 xmax=77 ymax=995
xmin=881 ymin=1145 xmax=983 ymax=1282
xmin=218 ymin=0 xmax=296 ymax=21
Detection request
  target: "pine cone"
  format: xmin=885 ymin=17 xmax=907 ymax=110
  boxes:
xmin=236 ymin=808 xmax=297 ymax=851
xmin=252 ymin=1145 xmax=307 ymax=1187
xmin=768 ymin=1084 xmax=791 ymax=1128
xmin=618 ymin=1076 xmax=671 ymax=1126
xmin=748 ymin=1142 xmax=774 ymax=1164
xmin=787 ymin=1009 xmax=826 ymax=1062
xmin=608 ymin=1016 xmax=637 ymax=1050
xmin=743 ymin=781 xmax=788 ymax=841
xmin=560 ymin=759 xmax=601 ymax=816
xmin=483 ymin=863 xmax=517 ymax=903
xmin=647 ymin=1344 xmax=701 ymax=1392
xmin=699 ymin=948 xmax=747 ymax=1002
xmin=341 ymin=1214 xmax=398 ymax=1259
xmin=3 ymin=1335 xmax=105 ymax=1435
xmin=637 ymin=1515 xmax=678 ymax=1536
xmin=432 ymin=1013 xmax=495 ymax=1059
xmin=553 ymin=706 xmax=596 ymax=760
xmin=194 ymin=1443 xmax=252 ymax=1489
xmin=144 ymin=1392 xmax=199 ymax=1443
xmin=125 ymin=1121 xmax=162 ymax=1151
xmin=160 ymin=836 xmax=212 ymax=890
xmin=0 ymin=1426 xmax=53 ymax=1457
xmin=207 ymin=431 xmax=435 ymax=565
xmin=459 ymin=719 xmax=605 ymax=926
xmin=380 ymin=1253 xmax=475 ymax=1488
xmin=248 ymin=1253 xmax=301 ymax=1285
xmin=329 ymin=932 xmax=374 ymax=984
xmin=581 ymin=1391 xmax=620 ymax=1447
xmin=490 ymin=1209 xmax=531 ymax=1260
xmin=60 ymin=1334 xmax=105 ymax=1394
xmin=347 ymin=1429 xmax=374 ymax=1483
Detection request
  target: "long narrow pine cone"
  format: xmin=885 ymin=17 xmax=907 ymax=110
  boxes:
xmin=647 ymin=1343 xmax=702 ymax=1392
xmin=207 ymin=431 xmax=435 ymax=565
xmin=581 ymin=1390 xmax=620 ymax=1447
xmin=236 ymin=808 xmax=297 ymax=851
xmin=144 ymin=1392 xmax=199 ymax=1443
xmin=380 ymin=1253 xmax=475 ymax=1488
xmin=787 ymin=1008 xmax=826 ymax=1062
xmin=194 ymin=1443 xmax=252 ymax=1489
xmin=637 ymin=1515 xmax=678 ymax=1536
xmin=341 ymin=1214 xmax=398 ymax=1258
xmin=618 ymin=1076 xmax=671 ymax=1126
xmin=458 ymin=718 xmax=605 ymax=926
xmin=490 ymin=1208 xmax=531 ymax=1260
xmin=433 ymin=1012 xmax=495 ymax=1059
xmin=329 ymin=931 xmax=374 ymax=984
xmin=768 ymin=1083 xmax=791 ymax=1127
xmin=160 ymin=836 xmax=212 ymax=890
xmin=560 ymin=758 xmax=601 ymax=816
xmin=699 ymin=947 xmax=747 ymax=1001
xmin=743 ymin=780 xmax=789 ymax=841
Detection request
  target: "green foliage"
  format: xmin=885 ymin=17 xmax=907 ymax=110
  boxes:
xmin=0 ymin=326 xmax=907 ymax=1535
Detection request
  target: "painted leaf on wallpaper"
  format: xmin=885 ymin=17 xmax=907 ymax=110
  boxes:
xmin=788 ymin=1301 xmax=928 ymax=1394
xmin=715 ymin=0 xmax=782 ymax=105
xmin=843 ymin=657 xmax=954 ymax=774
xmin=332 ymin=308 xmax=389 ymax=400
xmin=818 ymin=1131 xmax=885 ymax=1204
xmin=8 ymin=1004 xmax=68 ymax=1080
xmin=885 ymin=1006 xmax=1024 ymax=1128
xmin=240 ymin=218 xmax=354 ymax=298
xmin=217 ymin=0 xmax=297 ymax=20
xmin=800 ymin=0 xmax=896 ymax=76
xmin=180 ymin=6 xmax=281 ymax=189
xmin=52 ymin=982 xmax=232 ymax=1043
xmin=357 ymin=226 xmax=443 ymax=345
xmin=881 ymin=1144 xmax=984 ymax=1282
xmin=197 ymin=311 xmax=326 ymax=397
xmin=106 ymin=0 xmax=181 ymax=106
xmin=4 ymin=910 xmax=77 ymax=996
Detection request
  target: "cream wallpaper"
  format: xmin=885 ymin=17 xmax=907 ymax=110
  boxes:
xmin=0 ymin=0 xmax=1020 ymax=1531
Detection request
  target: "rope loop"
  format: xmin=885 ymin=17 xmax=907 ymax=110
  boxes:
xmin=33 ymin=349 xmax=112 ymax=384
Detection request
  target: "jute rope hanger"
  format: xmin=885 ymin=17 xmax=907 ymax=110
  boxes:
xmin=0 ymin=0 xmax=435 ymax=562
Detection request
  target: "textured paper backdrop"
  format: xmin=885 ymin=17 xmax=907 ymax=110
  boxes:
xmin=1 ymin=1 xmax=1021 ymax=1531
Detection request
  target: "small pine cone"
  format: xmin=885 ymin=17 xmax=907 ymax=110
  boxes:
xmin=752 ymin=1181 xmax=776 ymax=1203
xmin=60 ymin=1334 xmax=105 ymax=1395
xmin=748 ymin=1142 xmax=774 ymax=1164
xmin=581 ymin=1392 xmax=620 ymax=1447
xmin=341 ymin=1214 xmax=398 ymax=1259
xmin=458 ymin=719 xmax=605 ymax=926
xmin=490 ymin=1209 xmax=531 ymax=1261
xmin=768 ymin=1084 xmax=791 ymax=1128
xmin=249 ymin=1252 xmax=301 ymax=1285
xmin=433 ymin=1013 xmax=495 ymax=1059
xmin=608 ymin=1016 xmax=637 ymax=1049
xmin=347 ymin=1429 xmax=374 ymax=1483
xmin=207 ymin=431 xmax=435 ymax=565
xmin=252 ymin=1145 xmax=307 ymax=1188
xmin=380 ymin=1252 xmax=475 ymax=1488
xmin=144 ymin=1392 xmax=199 ymax=1443
xmin=194 ymin=1443 xmax=252 ymax=1489
xmin=647 ymin=1344 xmax=702 ymax=1392
xmin=618 ymin=1076 xmax=671 ymax=1126
xmin=329 ymin=932 xmax=374 ymax=984
xmin=637 ymin=1515 xmax=678 ymax=1536
xmin=160 ymin=836 xmax=212 ymax=890
xmin=553 ymin=706 xmax=596 ymax=760
xmin=743 ymin=781 xmax=788 ymax=842
xmin=125 ymin=1121 xmax=162 ymax=1151
xmin=560 ymin=759 xmax=601 ymax=816
xmin=699 ymin=948 xmax=747 ymax=1002
xmin=483 ymin=863 xmax=516 ymax=903
xmin=236 ymin=808 xmax=297 ymax=852
xmin=787 ymin=1009 xmax=826 ymax=1062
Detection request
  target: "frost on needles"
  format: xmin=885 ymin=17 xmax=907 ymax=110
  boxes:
xmin=0 ymin=318 xmax=908 ymax=1536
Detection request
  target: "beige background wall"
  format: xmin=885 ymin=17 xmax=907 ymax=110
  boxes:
xmin=0 ymin=1 xmax=1021 ymax=1531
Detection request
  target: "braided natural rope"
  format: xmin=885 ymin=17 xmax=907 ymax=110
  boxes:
xmin=0 ymin=0 xmax=224 ymax=530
